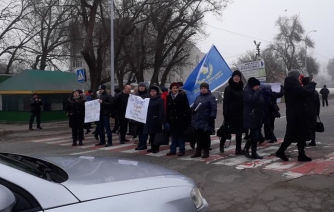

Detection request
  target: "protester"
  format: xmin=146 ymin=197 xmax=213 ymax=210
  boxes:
xmin=243 ymin=77 xmax=264 ymax=159
xmin=190 ymin=82 xmax=217 ymax=158
xmin=66 ymin=90 xmax=85 ymax=146
xmin=111 ymin=88 xmax=121 ymax=133
xmin=166 ymin=82 xmax=191 ymax=156
xmin=114 ymin=85 xmax=131 ymax=144
xmin=145 ymin=85 xmax=165 ymax=154
xmin=302 ymin=77 xmax=320 ymax=146
xmin=268 ymin=84 xmax=285 ymax=143
xmin=29 ymin=93 xmax=43 ymax=130
xmin=320 ymin=85 xmax=330 ymax=107
xmin=221 ymin=70 xmax=244 ymax=154
xmin=95 ymin=84 xmax=113 ymax=147
xmin=276 ymin=70 xmax=316 ymax=162
xmin=135 ymin=82 xmax=149 ymax=150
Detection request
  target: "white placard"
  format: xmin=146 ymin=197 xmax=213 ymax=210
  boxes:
xmin=267 ymin=83 xmax=282 ymax=103
xmin=125 ymin=94 xmax=150 ymax=124
xmin=84 ymin=99 xmax=100 ymax=123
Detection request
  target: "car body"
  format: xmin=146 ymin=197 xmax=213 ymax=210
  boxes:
xmin=0 ymin=153 xmax=209 ymax=212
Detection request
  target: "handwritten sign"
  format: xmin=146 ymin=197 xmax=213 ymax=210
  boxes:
xmin=125 ymin=94 xmax=150 ymax=123
xmin=85 ymin=99 xmax=100 ymax=123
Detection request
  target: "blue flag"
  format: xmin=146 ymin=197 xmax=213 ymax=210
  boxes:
xmin=183 ymin=45 xmax=233 ymax=105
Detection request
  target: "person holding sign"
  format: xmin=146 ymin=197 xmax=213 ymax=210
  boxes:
xmin=66 ymin=90 xmax=85 ymax=146
xmin=95 ymin=84 xmax=114 ymax=147
xmin=135 ymin=82 xmax=149 ymax=150
xmin=145 ymin=85 xmax=165 ymax=154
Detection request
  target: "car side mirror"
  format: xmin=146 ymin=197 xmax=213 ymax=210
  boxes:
xmin=0 ymin=185 xmax=16 ymax=212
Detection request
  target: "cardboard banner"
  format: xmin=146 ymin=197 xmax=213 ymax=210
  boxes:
xmin=84 ymin=99 xmax=100 ymax=123
xmin=125 ymin=94 xmax=150 ymax=123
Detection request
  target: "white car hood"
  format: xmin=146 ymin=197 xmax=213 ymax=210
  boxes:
xmin=38 ymin=155 xmax=194 ymax=201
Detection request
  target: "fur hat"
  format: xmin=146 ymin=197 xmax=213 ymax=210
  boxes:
xmin=149 ymin=85 xmax=160 ymax=94
xmin=170 ymin=82 xmax=180 ymax=89
xmin=232 ymin=70 xmax=242 ymax=78
xmin=247 ymin=77 xmax=260 ymax=87
xmin=288 ymin=70 xmax=300 ymax=79
xmin=200 ymin=82 xmax=209 ymax=90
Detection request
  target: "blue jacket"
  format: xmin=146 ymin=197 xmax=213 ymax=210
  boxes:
xmin=243 ymin=85 xmax=264 ymax=129
xmin=191 ymin=91 xmax=217 ymax=133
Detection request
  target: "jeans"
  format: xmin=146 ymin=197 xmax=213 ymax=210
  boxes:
xmin=170 ymin=136 xmax=185 ymax=153
xmin=99 ymin=115 xmax=112 ymax=144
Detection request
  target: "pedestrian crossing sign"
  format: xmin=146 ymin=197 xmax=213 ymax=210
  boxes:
xmin=76 ymin=68 xmax=86 ymax=83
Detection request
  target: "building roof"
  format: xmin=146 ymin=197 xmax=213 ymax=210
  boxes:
xmin=0 ymin=69 xmax=89 ymax=94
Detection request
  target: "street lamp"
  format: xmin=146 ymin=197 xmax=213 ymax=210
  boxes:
xmin=304 ymin=30 xmax=317 ymax=74
xmin=110 ymin=0 xmax=115 ymax=95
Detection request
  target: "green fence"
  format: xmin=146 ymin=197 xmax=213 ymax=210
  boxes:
xmin=0 ymin=111 xmax=67 ymax=122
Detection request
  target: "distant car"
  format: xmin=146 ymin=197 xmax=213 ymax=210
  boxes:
xmin=0 ymin=153 xmax=209 ymax=212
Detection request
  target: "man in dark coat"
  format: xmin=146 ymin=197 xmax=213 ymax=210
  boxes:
xmin=243 ymin=77 xmax=264 ymax=159
xmin=222 ymin=70 xmax=244 ymax=154
xmin=95 ymin=84 xmax=114 ymax=147
xmin=66 ymin=90 xmax=85 ymax=146
xmin=29 ymin=93 xmax=43 ymax=130
xmin=268 ymin=84 xmax=285 ymax=143
xmin=190 ymin=82 xmax=217 ymax=158
xmin=166 ymin=82 xmax=191 ymax=156
xmin=114 ymin=85 xmax=131 ymax=143
xmin=276 ymin=70 xmax=316 ymax=162
xmin=302 ymin=77 xmax=320 ymax=146
xmin=135 ymin=82 xmax=149 ymax=150
xmin=320 ymin=85 xmax=330 ymax=107
xmin=145 ymin=85 xmax=165 ymax=153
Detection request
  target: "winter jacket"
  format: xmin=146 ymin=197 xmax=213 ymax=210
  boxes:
xmin=144 ymin=95 xmax=165 ymax=134
xmin=284 ymin=76 xmax=316 ymax=142
xmin=114 ymin=92 xmax=129 ymax=117
xmin=223 ymin=78 xmax=244 ymax=134
xmin=191 ymin=91 xmax=217 ymax=133
xmin=166 ymin=91 xmax=191 ymax=136
xmin=99 ymin=91 xmax=114 ymax=116
xmin=161 ymin=91 xmax=168 ymax=113
xmin=261 ymin=85 xmax=272 ymax=126
xmin=66 ymin=96 xmax=85 ymax=129
xmin=320 ymin=88 xmax=330 ymax=97
xmin=304 ymin=84 xmax=320 ymax=130
xmin=269 ymin=86 xmax=285 ymax=117
xmin=30 ymin=97 xmax=43 ymax=113
xmin=243 ymin=85 xmax=264 ymax=130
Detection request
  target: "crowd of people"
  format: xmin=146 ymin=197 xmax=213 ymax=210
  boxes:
xmin=28 ymin=69 xmax=328 ymax=162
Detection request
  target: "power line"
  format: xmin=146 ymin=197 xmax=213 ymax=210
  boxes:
xmin=205 ymin=24 xmax=271 ymax=43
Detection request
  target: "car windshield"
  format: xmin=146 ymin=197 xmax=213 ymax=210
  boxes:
xmin=0 ymin=153 xmax=68 ymax=183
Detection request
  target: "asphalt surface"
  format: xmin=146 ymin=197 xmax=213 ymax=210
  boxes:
xmin=1 ymin=100 xmax=334 ymax=212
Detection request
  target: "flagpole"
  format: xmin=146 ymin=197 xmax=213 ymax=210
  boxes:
xmin=110 ymin=0 xmax=115 ymax=95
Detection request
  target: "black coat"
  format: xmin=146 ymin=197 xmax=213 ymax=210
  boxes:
xmin=243 ymin=85 xmax=264 ymax=130
xmin=223 ymin=78 xmax=244 ymax=134
xmin=284 ymin=77 xmax=316 ymax=142
xmin=99 ymin=91 xmax=114 ymax=116
xmin=269 ymin=86 xmax=285 ymax=117
xmin=144 ymin=95 xmax=164 ymax=134
xmin=166 ymin=91 xmax=191 ymax=136
xmin=114 ymin=92 xmax=129 ymax=117
xmin=66 ymin=96 xmax=85 ymax=129
xmin=320 ymin=88 xmax=330 ymax=97
xmin=30 ymin=98 xmax=43 ymax=113
xmin=191 ymin=91 xmax=217 ymax=133
xmin=304 ymin=84 xmax=320 ymax=130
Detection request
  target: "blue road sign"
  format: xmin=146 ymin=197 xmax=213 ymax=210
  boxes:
xmin=76 ymin=68 xmax=86 ymax=83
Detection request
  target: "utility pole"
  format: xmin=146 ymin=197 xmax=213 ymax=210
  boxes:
xmin=110 ymin=0 xmax=115 ymax=95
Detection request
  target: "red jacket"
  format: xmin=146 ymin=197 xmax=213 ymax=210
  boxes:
xmin=161 ymin=91 xmax=168 ymax=113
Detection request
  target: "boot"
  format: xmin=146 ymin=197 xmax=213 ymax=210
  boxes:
xmin=78 ymin=139 xmax=83 ymax=146
xmin=191 ymin=148 xmax=202 ymax=158
xmin=259 ymin=132 xmax=265 ymax=144
xmin=297 ymin=142 xmax=312 ymax=162
xmin=251 ymin=142 xmax=263 ymax=159
xmin=220 ymin=138 xmax=225 ymax=153
xmin=202 ymin=148 xmax=209 ymax=158
xmin=72 ymin=139 xmax=77 ymax=146
xmin=269 ymin=128 xmax=277 ymax=143
xmin=275 ymin=140 xmax=290 ymax=161
xmin=243 ymin=139 xmax=251 ymax=158
xmin=308 ymin=141 xmax=316 ymax=146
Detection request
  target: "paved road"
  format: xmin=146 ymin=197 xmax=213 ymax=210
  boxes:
xmin=1 ymin=101 xmax=334 ymax=212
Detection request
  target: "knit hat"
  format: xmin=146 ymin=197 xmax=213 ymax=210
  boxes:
xmin=149 ymin=85 xmax=160 ymax=94
xmin=138 ymin=82 xmax=146 ymax=88
xmin=98 ymin=84 xmax=106 ymax=90
xmin=161 ymin=87 xmax=168 ymax=92
xmin=200 ymin=82 xmax=209 ymax=90
xmin=248 ymin=77 xmax=260 ymax=87
xmin=170 ymin=82 xmax=180 ymax=89
xmin=288 ymin=70 xmax=300 ymax=79
xmin=232 ymin=70 xmax=242 ymax=78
